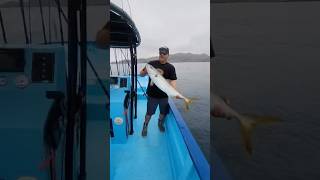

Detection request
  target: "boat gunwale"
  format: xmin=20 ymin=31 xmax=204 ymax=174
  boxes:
xmin=168 ymin=98 xmax=210 ymax=180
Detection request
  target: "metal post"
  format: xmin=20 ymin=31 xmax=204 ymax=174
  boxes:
xmin=129 ymin=44 xmax=135 ymax=135
xmin=79 ymin=0 xmax=87 ymax=179
xmin=65 ymin=0 xmax=79 ymax=179
xmin=134 ymin=45 xmax=138 ymax=119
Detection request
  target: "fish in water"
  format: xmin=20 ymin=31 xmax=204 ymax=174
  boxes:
xmin=211 ymin=94 xmax=281 ymax=155
xmin=145 ymin=64 xmax=193 ymax=110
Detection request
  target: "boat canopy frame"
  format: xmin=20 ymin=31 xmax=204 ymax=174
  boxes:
xmin=110 ymin=2 xmax=141 ymax=135
xmin=110 ymin=2 xmax=140 ymax=48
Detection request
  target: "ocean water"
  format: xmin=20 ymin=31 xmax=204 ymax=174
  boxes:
xmin=212 ymin=2 xmax=320 ymax=180
xmin=168 ymin=62 xmax=210 ymax=160
xmin=110 ymin=62 xmax=211 ymax=161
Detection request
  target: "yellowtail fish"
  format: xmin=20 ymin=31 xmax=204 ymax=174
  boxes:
xmin=145 ymin=64 xmax=193 ymax=110
xmin=211 ymin=94 xmax=281 ymax=155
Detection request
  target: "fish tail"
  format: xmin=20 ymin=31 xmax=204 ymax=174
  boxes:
xmin=184 ymin=98 xmax=192 ymax=111
xmin=183 ymin=97 xmax=198 ymax=111
xmin=237 ymin=114 xmax=281 ymax=155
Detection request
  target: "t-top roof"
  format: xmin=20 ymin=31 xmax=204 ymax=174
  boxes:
xmin=110 ymin=2 xmax=141 ymax=48
xmin=0 ymin=0 xmax=106 ymax=7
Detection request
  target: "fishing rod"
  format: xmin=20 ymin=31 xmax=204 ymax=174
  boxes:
xmin=0 ymin=9 xmax=7 ymax=43
xmin=126 ymin=0 xmax=132 ymax=17
xmin=19 ymin=0 xmax=29 ymax=44
xmin=120 ymin=49 xmax=125 ymax=75
xmin=114 ymin=49 xmax=120 ymax=75
xmin=116 ymin=48 xmax=127 ymax=75
xmin=48 ymin=0 xmax=52 ymax=43
xmin=119 ymin=49 xmax=127 ymax=75
xmin=38 ymin=0 xmax=47 ymax=44
xmin=28 ymin=0 xmax=32 ymax=43
xmin=126 ymin=50 xmax=130 ymax=74
xmin=56 ymin=0 xmax=64 ymax=45
xmin=48 ymin=0 xmax=108 ymax=99
xmin=123 ymin=56 xmax=147 ymax=97
xmin=60 ymin=1 xmax=108 ymax=179
xmin=122 ymin=57 xmax=125 ymax=75
xmin=53 ymin=0 xmax=68 ymax=24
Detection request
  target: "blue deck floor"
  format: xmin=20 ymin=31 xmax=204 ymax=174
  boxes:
xmin=110 ymin=98 xmax=174 ymax=180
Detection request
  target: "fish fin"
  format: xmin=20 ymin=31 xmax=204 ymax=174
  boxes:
xmin=238 ymin=114 xmax=281 ymax=156
xmin=183 ymin=97 xmax=198 ymax=111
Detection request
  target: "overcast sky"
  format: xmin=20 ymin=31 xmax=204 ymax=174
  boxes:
xmin=111 ymin=0 xmax=210 ymax=58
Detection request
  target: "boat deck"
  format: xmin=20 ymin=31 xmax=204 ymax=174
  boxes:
xmin=108 ymin=74 xmax=202 ymax=180
xmin=111 ymin=98 xmax=174 ymax=180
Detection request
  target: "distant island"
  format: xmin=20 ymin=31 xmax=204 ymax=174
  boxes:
xmin=111 ymin=53 xmax=210 ymax=64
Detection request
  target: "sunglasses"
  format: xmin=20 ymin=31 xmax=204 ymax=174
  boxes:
xmin=159 ymin=47 xmax=169 ymax=55
xmin=159 ymin=52 xmax=168 ymax=55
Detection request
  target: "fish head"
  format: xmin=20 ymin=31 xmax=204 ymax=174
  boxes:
xmin=145 ymin=64 xmax=158 ymax=77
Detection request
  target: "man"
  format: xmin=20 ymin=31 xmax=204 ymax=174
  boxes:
xmin=140 ymin=46 xmax=177 ymax=137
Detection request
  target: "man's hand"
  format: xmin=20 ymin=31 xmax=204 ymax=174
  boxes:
xmin=175 ymin=95 xmax=183 ymax=99
xmin=140 ymin=67 xmax=148 ymax=77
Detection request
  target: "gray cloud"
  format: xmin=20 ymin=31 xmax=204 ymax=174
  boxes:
xmin=111 ymin=0 xmax=210 ymax=58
